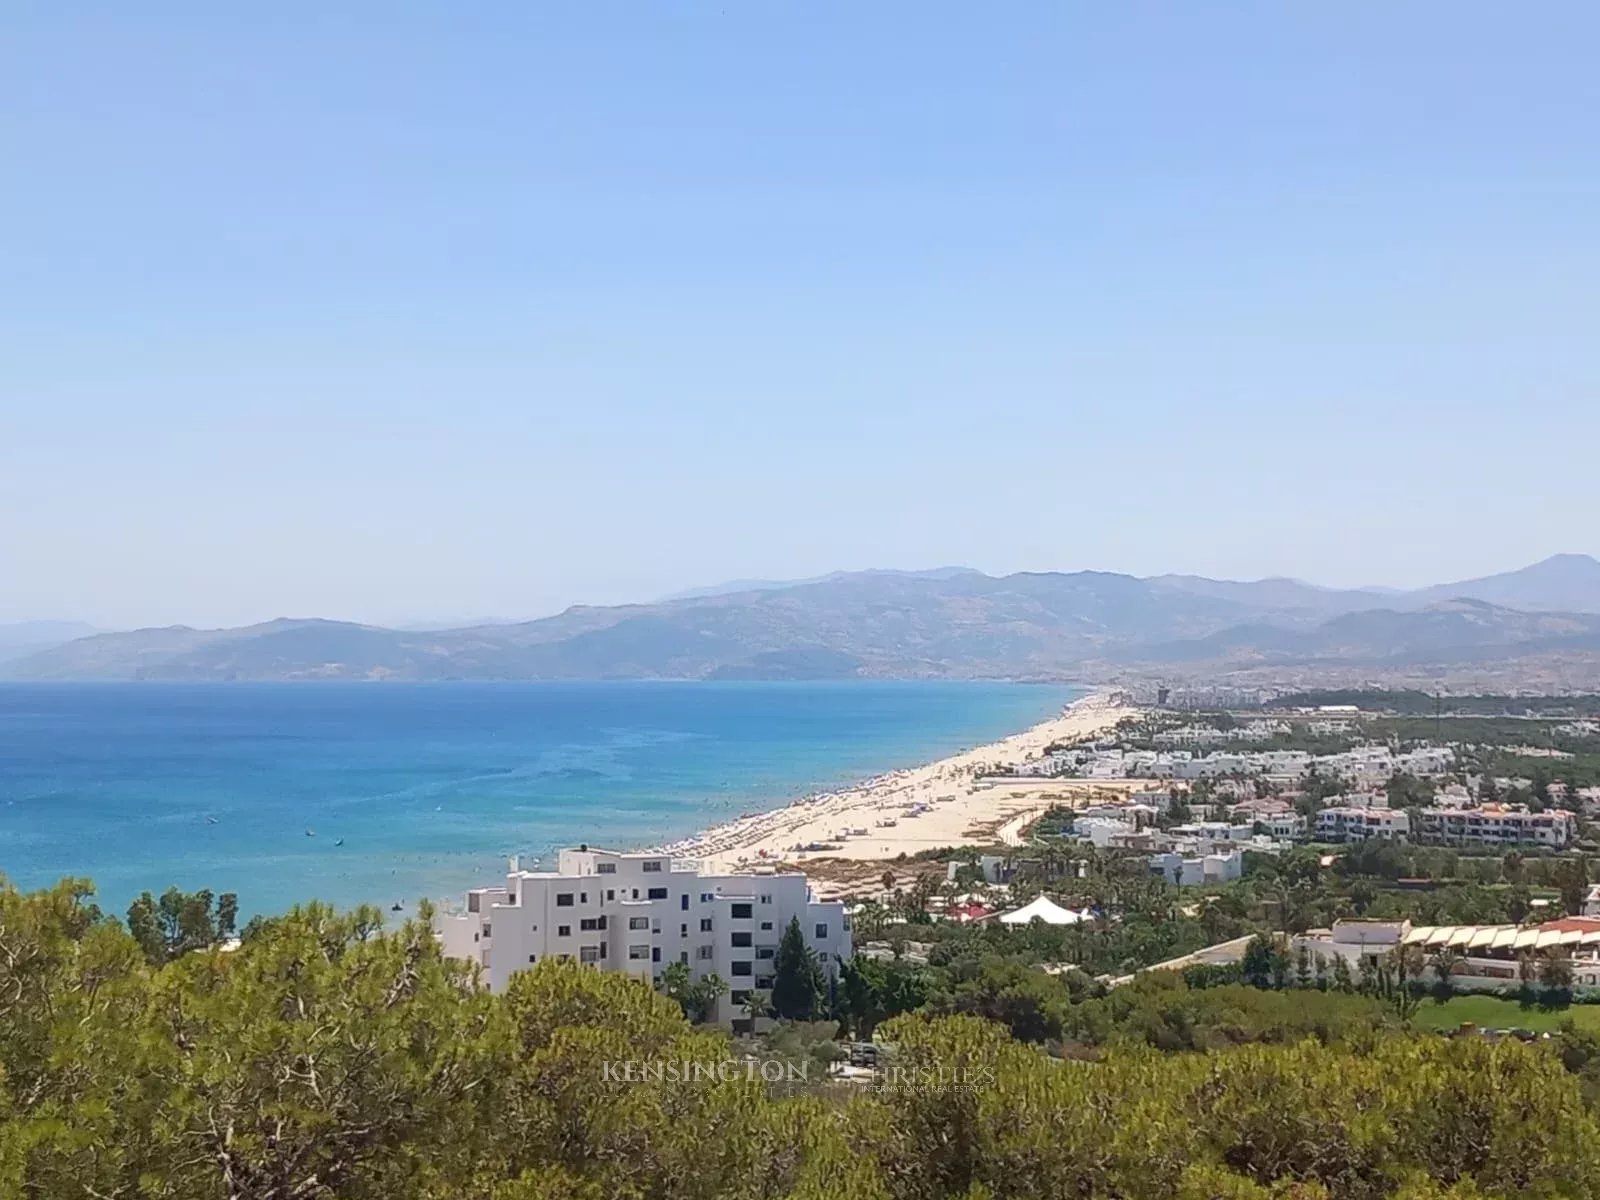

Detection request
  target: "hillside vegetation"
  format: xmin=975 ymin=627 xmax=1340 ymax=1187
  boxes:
xmin=8 ymin=876 xmax=1600 ymax=1199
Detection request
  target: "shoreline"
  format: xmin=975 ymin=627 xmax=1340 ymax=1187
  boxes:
xmin=658 ymin=690 xmax=1143 ymax=882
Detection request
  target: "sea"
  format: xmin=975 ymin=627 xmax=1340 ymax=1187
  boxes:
xmin=0 ymin=680 xmax=1084 ymax=919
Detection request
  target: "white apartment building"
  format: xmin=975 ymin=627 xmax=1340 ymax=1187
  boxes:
xmin=1227 ymin=797 xmax=1304 ymax=837
xmin=1252 ymin=811 xmax=1308 ymax=840
xmin=1415 ymin=805 xmax=1576 ymax=849
xmin=1160 ymin=749 xmax=1314 ymax=780
xmin=1148 ymin=847 xmax=1244 ymax=887
xmin=1316 ymin=806 xmax=1410 ymax=842
xmin=1166 ymin=820 xmax=1258 ymax=843
xmin=1075 ymin=816 xmax=1139 ymax=848
xmin=1152 ymin=726 xmax=1227 ymax=748
xmin=435 ymin=848 xmax=849 ymax=1025
xmin=1152 ymin=722 xmax=1286 ymax=748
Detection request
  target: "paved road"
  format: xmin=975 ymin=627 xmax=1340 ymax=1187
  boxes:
xmin=1107 ymin=934 xmax=1255 ymax=987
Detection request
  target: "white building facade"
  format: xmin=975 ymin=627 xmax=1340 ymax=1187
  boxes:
xmin=435 ymin=848 xmax=849 ymax=1025
xmin=1316 ymin=806 xmax=1410 ymax=842
xmin=1149 ymin=847 xmax=1244 ymax=887
xmin=1415 ymin=805 xmax=1576 ymax=849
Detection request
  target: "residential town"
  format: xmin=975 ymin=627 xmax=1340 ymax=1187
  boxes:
xmin=431 ymin=693 xmax=1600 ymax=1030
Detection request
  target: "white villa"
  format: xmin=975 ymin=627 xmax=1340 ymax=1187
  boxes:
xmin=1295 ymin=918 xmax=1600 ymax=993
xmin=435 ymin=847 xmax=849 ymax=1025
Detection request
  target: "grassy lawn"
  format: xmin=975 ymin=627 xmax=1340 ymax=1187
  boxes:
xmin=1411 ymin=993 xmax=1600 ymax=1034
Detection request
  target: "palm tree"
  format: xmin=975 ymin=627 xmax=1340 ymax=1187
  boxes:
xmin=1428 ymin=948 xmax=1464 ymax=988
xmin=742 ymin=988 xmax=772 ymax=1027
xmin=1382 ymin=945 xmax=1424 ymax=1023
xmin=1541 ymin=948 xmax=1575 ymax=991
xmin=850 ymin=900 xmax=887 ymax=943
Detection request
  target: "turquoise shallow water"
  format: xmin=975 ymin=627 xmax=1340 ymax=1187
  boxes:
xmin=0 ymin=681 xmax=1083 ymax=918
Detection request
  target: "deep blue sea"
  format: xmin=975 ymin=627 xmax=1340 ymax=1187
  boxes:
xmin=0 ymin=681 xmax=1082 ymax=918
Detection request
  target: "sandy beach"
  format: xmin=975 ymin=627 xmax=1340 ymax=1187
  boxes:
xmin=661 ymin=691 xmax=1143 ymax=878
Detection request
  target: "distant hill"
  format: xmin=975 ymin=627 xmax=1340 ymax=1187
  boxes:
xmin=658 ymin=566 xmax=983 ymax=603
xmin=1144 ymin=574 xmax=1394 ymax=618
xmin=6 ymin=555 xmax=1598 ymax=683
xmin=0 ymin=621 xmax=98 ymax=666
xmin=1412 ymin=553 xmax=1600 ymax=613
xmin=1124 ymin=599 xmax=1600 ymax=669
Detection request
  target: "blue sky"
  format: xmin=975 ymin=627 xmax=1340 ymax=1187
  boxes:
xmin=4 ymin=4 xmax=1597 ymax=628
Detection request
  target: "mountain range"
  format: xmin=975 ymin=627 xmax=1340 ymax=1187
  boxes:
xmin=6 ymin=554 xmax=1600 ymax=685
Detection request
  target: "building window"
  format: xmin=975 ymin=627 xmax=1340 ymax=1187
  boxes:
xmin=629 ymin=945 xmax=650 ymax=960
xmin=680 ymin=894 xmax=689 ymax=911
xmin=700 ymin=893 xmax=714 ymax=903
xmin=756 ymin=975 xmax=774 ymax=989
xmin=557 ymin=925 xmax=571 ymax=937
xmin=700 ymin=918 xmax=713 ymax=932
xmin=756 ymin=947 xmax=775 ymax=960
xmin=731 ymin=903 xmax=752 ymax=919
xmin=759 ymin=894 xmax=772 ymax=904
xmin=731 ymin=932 xmax=752 ymax=948
xmin=730 ymin=989 xmax=750 ymax=1006
xmin=580 ymin=892 xmax=588 ymax=904
xmin=597 ymin=862 xmax=616 ymax=874
xmin=680 ymin=923 xmax=688 ymax=937
xmin=652 ymin=947 xmax=661 ymax=962
xmin=629 ymin=916 xmax=650 ymax=930
xmin=579 ymin=917 xmax=606 ymax=932
xmin=606 ymin=889 xmax=615 ymax=901
xmin=527 ymin=954 xmax=537 ymax=963
xmin=579 ymin=946 xmax=600 ymax=964
xmin=642 ymin=860 xmax=662 ymax=872
xmin=697 ymin=945 xmax=713 ymax=961
xmin=647 ymin=887 xmax=668 ymax=900
xmin=759 ymin=922 xmax=773 ymax=932
xmin=815 ymin=924 xmax=828 ymax=940
xmin=679 ymin=951 xmax=689 ymax=965
xmin=730 ymin=961 xmax=753 ymax=977
xmin=556 ymin=893 xmax=574 ymax=908
xmin=482 ymin=924 xmax=491 ymax=938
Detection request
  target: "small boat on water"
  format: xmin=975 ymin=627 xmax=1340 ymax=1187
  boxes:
xmin=205 ymin=815 xmax=219 ymax=825
xmin=391 ymin=903 xmax=403 ymax=912
xmin=305 ymin=828 xmax=315 ymax=837
xmin=334 ymin=838 xmax=344 ymax=847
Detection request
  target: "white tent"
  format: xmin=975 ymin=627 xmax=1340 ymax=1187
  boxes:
xmin=998 ymin=895 xmax=1087 ymax=926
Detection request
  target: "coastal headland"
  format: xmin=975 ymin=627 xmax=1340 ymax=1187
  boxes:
xmin=664 ymin=692 xmax=1144 ymax=879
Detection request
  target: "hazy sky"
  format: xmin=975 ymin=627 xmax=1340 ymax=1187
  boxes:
xmin=4 ymin=4 xmax=1598 ymax=629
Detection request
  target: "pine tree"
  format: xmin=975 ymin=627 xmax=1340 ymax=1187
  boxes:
xmin=771 ymin=915 xmax=825 ymax=1020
